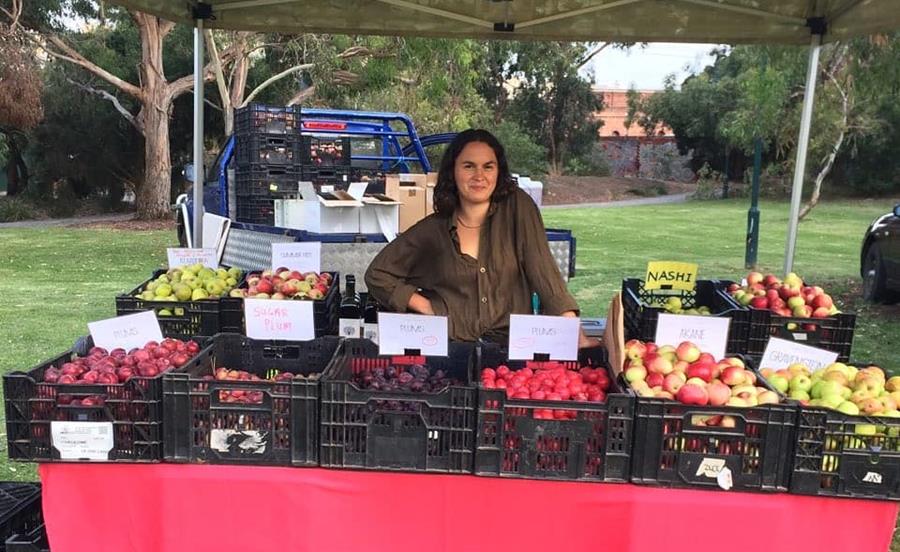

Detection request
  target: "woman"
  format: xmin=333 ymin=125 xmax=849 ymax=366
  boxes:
xmin=365 ymin=129 xmax=595 ymax=346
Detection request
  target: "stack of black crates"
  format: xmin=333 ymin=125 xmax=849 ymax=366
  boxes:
xmin=232 ymin=104 xmax=353 ymax=226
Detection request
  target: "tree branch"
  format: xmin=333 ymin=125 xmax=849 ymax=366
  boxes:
xmin=286 ymin=85 xmax=316 ymax=106
xmin=159 ymin=19 xmax=176 ymax=38
xmin=577 ymin=43 xmax=610 ymax=70
xmin=239 ymin=63 xmax=313 ymax=107
xmin=166 ymin=42 xmax=241 ymax=99
xmin=43 ymin=35 xmax=144 ymax=100
xmin=66 ymin=78 xmax=141 ymax=131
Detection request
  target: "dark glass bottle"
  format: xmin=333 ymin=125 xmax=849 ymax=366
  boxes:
xmin=339 ymin=275 xmax=362 ymax=338
xmin=363 ymin=293 xmax=380 ymax=343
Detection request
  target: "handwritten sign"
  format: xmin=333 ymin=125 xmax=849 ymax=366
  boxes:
xmin=51 ymin=421 xmax=114 ymax=461
xmin=271 ymin=242 xmax=321 ymax=273
xmin=244 ymin=298 xmax=314 ymax=340
xmin=645 ymin=261 xmax=699 ymax=291
xmin=88 ymin=311 xmax=163 ymax=351
xmin=378 ymin=313 xmax=448 ymax=356
xmin=759 ymin=337 xmax=839 ymax=372
xmin=654 ymin=313 xmax=730 ymax=361
xmin=167 ymin=247 xmax=218 ymax=269
xmin=508 ymin=314 xmax=580 ymax=361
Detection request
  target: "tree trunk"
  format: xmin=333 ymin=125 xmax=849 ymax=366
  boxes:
xmin=4 ymin=135 xmax=25 ymax=196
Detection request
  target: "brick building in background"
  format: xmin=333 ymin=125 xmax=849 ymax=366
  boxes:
xmin=593 ymin=88 xmax=693 ymax=182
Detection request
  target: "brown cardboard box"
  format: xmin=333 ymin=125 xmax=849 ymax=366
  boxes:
xmin=386 ymin=174 xmax=428 ymax=232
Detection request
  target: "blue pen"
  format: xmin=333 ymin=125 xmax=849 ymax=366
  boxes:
xmin=531 ymin=292 xmax=540 ymax=315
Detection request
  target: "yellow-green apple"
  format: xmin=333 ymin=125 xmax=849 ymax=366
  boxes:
xmin=747 ymin=272 xmax=764 ymax=286
xmin=624 ymin=339 xmax=647 ymax=361
xmin=675 ymin=341 xmax=701 ymax=363
xmin=647 ymin=355 xmax=674 ymax=375
xmin=789 ymin=374 xmax=812 ymax=393
xmin=757 ymin=390 xmax=780 ymax=405
xmin=886 ymin=376 xmax=900 ymax=393
xmin=732 ymin=384 xmax=757 ymax=399
xmin=789 ymin=389 xmax=810 ymax=402
xmin=768 ymin=374 xmax=789 ymax=394
xmin=686 ymin=377 xmax=707 ymax=387
xmin=720 ymin=415 xmax=737 ymax=428
xmin=726 ymin=397 xmax=748 ymax=407
xmin=836 ymin=401 xmax=860 ymax=415
xmin=664 ymin=373 xmax=685 ymax=394
xmin=657 ymin=345 xmax=677 ymax=363
xmin=861 ymin=398 xmax=884 ymax=415
xmin=721 ymin=366 xmax=746 ymax=386
xmin=625 ymin=365 xmax=647 ymax=383
xmin=673 ymin=360 xmax=689 ymax=374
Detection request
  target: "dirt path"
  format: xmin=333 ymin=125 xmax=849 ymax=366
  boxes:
xmin=541 ymin=175 xmax=696 ymax=205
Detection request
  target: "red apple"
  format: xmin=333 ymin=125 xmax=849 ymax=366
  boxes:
xmin=677 ymin=383 xmax=709 ymax=406
xmin=646 ymin=372 xmax=665 ymax=388
xmin=720 ymin=366 xmax=746 ymax=386
xmin=647 ymin=355 xmax=674 ymax=375
xmin=663 ymin=373 xmax=685 ymax=394
xmin=707 ymin=381 xmax=731 ymax=406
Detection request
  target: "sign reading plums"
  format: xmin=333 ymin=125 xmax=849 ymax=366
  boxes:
xmin=645 ymin=261 xmax=699 ymax=291
xmin=271 ymin=242 xmax=321 ymax=273
xmin=51 ymin=421 xmax=114 ymax=461
xmin=166 ymin=247 xmax=218 ymax=269
xmin=244 ymin=298 xmax=315 ymax=340
xmin=760 ymin=337 xmax=838 ymax=371
xmin=655 ymin=313 xmax=730 ymax=361
xmin=508 ymin=314 xmax=580 ymax=361
xmin=88 ymin=310 xmax=164 ymax=351
xmin=378 ymin=313 xmax=448 ymax=356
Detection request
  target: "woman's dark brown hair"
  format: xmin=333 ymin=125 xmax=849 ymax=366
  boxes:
xmin=433 ymin=128 xmax=517 ymax=216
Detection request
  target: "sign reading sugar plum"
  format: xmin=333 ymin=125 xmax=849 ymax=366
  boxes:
xmin=244 ymin=298 xmax=314 ymax=340
xmin=378 ymin=313 xmax=448 ymax=356
xmin=645 ymin=261 xmax=699 ymax=291
xmin=508 ymin=314 xmax=580 ymax=360
xmin=88 ymin=310 xmax=163 ymax=351
xmin=166 ymin=247 xmax=218 ymax=269
xmin=271 ymin=242 xmax=321 ymax=273
xmin=760 ymin=337 xmax=838 ymax=371
xmin=655 ymin=313 xmax=730 ymax=361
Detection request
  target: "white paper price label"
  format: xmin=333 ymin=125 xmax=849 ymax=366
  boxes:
xmin=271 ymin=242 xmax=321 ymax=273
xmin=244 ymin=298 xmax=315 ymax=341
xmin=508 ymin=314 xmax=579 ymax=361
xmin=166 ymin=248 xmax=218 ymax=269
xmin=51 ymin=421 xmax=114 ymax=461
xmin=377 ymin=313 xmax=448 ymax=356
xmin=654 ymin=313 xmax=730 ymax=361
xmin=759 ymin=337 xmax=839 ymax=371
xmin=88 ymin=311 xmax=163 ymax=351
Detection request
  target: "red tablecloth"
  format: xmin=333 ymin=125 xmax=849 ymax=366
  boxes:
xmin=40 ymin=464 xmax=898 ymax=552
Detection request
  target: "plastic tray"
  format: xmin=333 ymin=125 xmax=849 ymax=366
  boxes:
xmin=0 ymin=483 xmax=42 ymax=552
xmin=234 ymin=103 xmax=299 ymax=136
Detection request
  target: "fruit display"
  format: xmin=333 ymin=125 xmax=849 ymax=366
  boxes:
xmin=658 ymin=297 xmax=711 ymax=316
xmin=136 ymin=265 xmax=242 ymax=304
xmin=203 ymin=366 xmax=321 ymax=404
xmin=759 ymin=361 xmax=898 ymax=419
xmin=727 ymin=271 xmax=840 ymax=319
xmin=41 ymin=338 xmax=201 ymax=385
xmin=623 ymin=339 xmax=781 ymax=409
xmin=352 ymin=364 xmax=462 ymax=393
xmin=239 ymin=268 xmax=333 ymax=300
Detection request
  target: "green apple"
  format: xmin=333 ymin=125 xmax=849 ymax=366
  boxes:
xmin=789 ymin=389 xmax=810 ymax=401
xmin=769 ymin=375 xmax=790 ymax=394
xmin=855 ymin=424 xmax=877 ymax=436
xmin=790 ymin=374 xmax=813 ymax=393
xmin=836 ymin=401 xmax=860 ymax=416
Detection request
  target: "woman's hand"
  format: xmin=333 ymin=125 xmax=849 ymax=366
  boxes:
xmin=408 ymin=292 xmax=435 ymax=315
xmin=560 ymin=310 xmax=601 ymax=349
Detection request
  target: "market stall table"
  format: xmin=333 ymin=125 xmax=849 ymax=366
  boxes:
xmin=39 ymin=463 xmax=898 ymax=552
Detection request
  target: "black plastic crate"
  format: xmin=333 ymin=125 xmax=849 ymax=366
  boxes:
xmin=115 ymin=270 xmax=244 ymax=340
xmin=237 ymin=271 xmax=340 ymax=337
xmin=474 ymin=344 xmax=633 ymax=482
xmin=6 ymin=523 xmax=49 ymax=552
xmin=0 ymin=483 xmax=42 ymax=552
xmin=744 ymin=309 xmax=856 ymax=362
xmin=319 ymin=339 xmax=477 ymax=473
xmin=234 ymin=103 xmax=299 ymax=136
xmin=300 ymin=136 xmax=351 ymax=168
xmin=623 ymin=279 xmax=750 ymax=355
xmin=234 ymin=196 xmax=275 ymax=226
xmin=234 ymin=133 xmax=302 ymax=168
xmin=627 ymin=361 xmax=797 ymax=492
xmin=300 ymin=166 xmax=350 ymax=185
xmin=163 ymin=333 xmax=341 ymax=466
xmin=3 ymin=337 xmax=179 ymax=462
xmin=234 ymin=166 xmax=301 ymax=198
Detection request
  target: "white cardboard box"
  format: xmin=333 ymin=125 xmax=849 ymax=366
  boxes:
xmin=274 ymin=182 xmax=366 ymax=233
xmin=360 ymin=193 xmax=401 ymax=240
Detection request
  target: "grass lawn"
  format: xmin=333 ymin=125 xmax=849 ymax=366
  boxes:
xmin=0 ymin=198 xmax=898 ymax=546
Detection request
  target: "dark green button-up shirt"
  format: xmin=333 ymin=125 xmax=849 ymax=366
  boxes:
xmin=364 ymin=188 xmax=579 ymax=342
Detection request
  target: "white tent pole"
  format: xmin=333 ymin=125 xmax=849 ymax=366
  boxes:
xmin=192 ymin=19 xmax=206 ymax=248
xmin=783 ymin=33 xmax=822 ymax=275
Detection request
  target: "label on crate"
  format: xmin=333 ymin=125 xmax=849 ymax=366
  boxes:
xmin=655 ymin=313 xmax=730 ymax=361
xmin=210 ymin=429 xmax=268 ymax=455
xmin=508 ymin=314 xmax=579 ymax=361
xmin=88 ymin=311 xmax=164 ymax=351
xmin=378 ymin=313 xmax=447 ymax=356
xmin=166 ymin=247 xmax=218 ymax=269
xmin=244 ymin=298 xmax=315 ymax=340
xmin=363 ymin=322 xmax=379 ymax=344
xmin=339 ymin=318 xmax=362 ymax=338
xmin=759 ymin=337 xmax=838 ymax=371
xmin=271 ymin=242 xmax=321 ymax=273
xmin=645 ymin=261 xmax=699 ymax=291
xmin=50 ymin=421 xmax=114 ymax=461
xmin=695 ymin=457 xmax=726 ymax=478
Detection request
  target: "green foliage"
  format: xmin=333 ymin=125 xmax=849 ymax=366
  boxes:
xmin=487 ymin=120 xmax=547 ymax=176
xmin=0 ymin=197 xmax=41 ymax=222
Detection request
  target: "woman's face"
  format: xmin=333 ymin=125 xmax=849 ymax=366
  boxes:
xmin=454 ymin=141 xmax=498 ymax=208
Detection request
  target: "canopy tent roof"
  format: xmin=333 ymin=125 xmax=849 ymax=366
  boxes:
xmin=108 ymin=0 xmax=897 ymax=45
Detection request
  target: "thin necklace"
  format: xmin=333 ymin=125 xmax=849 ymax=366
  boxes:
xmin=456 ymin=216 xmax=484 ymax=229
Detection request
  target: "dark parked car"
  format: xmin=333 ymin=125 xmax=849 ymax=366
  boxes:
xmin=861 ymin=203 xmax=900 ymax=302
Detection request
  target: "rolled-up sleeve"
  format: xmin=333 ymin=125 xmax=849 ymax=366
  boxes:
xmin=364 ymin=225 xmax=426 ymax=313
xmin=515 ymin=191 xmax=580 ymax=316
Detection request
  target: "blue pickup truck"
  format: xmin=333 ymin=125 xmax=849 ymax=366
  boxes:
xmin=176 ymin=108 xmax=575 ymax=287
